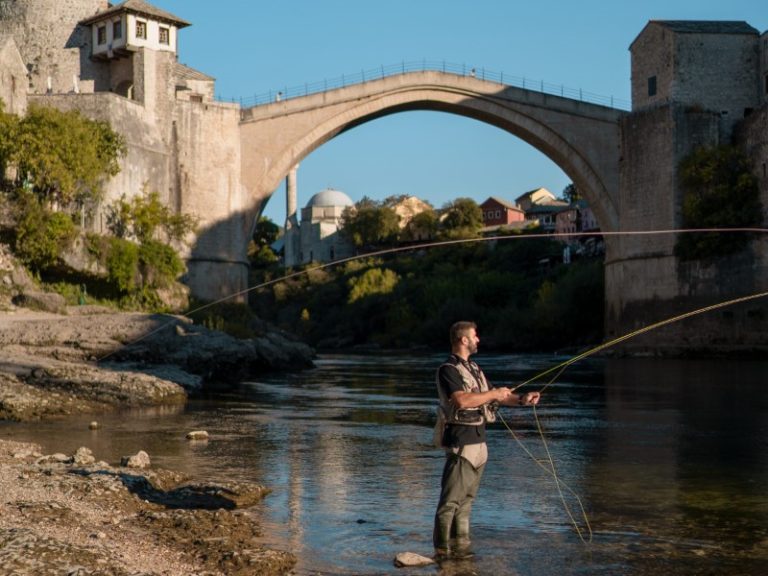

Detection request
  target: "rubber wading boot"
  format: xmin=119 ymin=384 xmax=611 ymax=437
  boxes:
xmin=452 ymin=512 xmax=471 ymax=542
xmin=433 ymin=517 xmax=452 ymax=555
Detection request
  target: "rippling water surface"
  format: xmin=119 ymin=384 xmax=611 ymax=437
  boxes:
xmin=3 ymin=354 xmax=767 ymax=575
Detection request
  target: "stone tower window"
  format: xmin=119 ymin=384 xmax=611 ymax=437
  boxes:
xmin=648 ymin=76 xmax=657 ymax=97
xmin=136 ymin=20 xmax=147 ymax=39
xmin=97 ymin=25 xmax=107 ymax=45
xmin=159 ymin=26 xmax=170 ymax=45
xmin=113 ymin=20 xmax=122 ymax=39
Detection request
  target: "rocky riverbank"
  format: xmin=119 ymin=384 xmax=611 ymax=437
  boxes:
xmin=0 ymin=304 xmax=316 ymax=574
xmin=0 ymin=305 xmax=315 ymax=422
xmin=0 ymin=438 xmax=296 ymax=575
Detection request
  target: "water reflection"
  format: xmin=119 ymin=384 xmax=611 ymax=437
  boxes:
xmin=1 ymin=354 xmax=766 ymax=575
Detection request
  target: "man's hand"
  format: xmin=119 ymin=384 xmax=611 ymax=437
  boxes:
xmin=494 ymin=387 xmax=513 ymax=402
xmin=519 ymin=391 xmax=541 ymax=406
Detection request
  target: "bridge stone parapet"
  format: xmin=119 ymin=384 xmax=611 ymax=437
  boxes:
xmin=240 ymin=71 xmax=624 ymax=238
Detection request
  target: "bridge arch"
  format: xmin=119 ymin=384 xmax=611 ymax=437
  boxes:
xmin=240 ymin=72 xmax=623 ymax=233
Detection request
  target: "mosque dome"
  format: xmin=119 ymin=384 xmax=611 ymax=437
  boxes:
xmin=305 ymin=188 xmax=354 ymax=208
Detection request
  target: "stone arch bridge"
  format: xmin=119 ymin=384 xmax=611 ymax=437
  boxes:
xmin=198 ymin=68 xmax=766 ymax=352
xmin=239 ymin=70 xmax=623 ymax=240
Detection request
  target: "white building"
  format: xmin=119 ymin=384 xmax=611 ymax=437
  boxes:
xmin=284 ymin=188 xmax=355 ymax=266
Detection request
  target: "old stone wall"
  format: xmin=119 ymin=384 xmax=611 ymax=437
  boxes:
xmin=608 ymin=101 xmax=768 ymax=352
xmin=173 ymin=99 xmax=249 ymax=301
xmin=27 ymin=91 xmax=248 ymax=301
xmin=733 ymin=103 xmax=768 ymax=314
xmin=735 ymin=104 xmax=768 ymax=216
xmin=0 ymin=0 xmax=109 ymax=94
xmin=0 ymin=36 xmax=26 ymax=115
xmin=673 ymin=32 xmax=760 ymax=135
xmin=631 ymin=23 xmax=760 ymax=137
xmin=29 ymin=92 xmax=170 ymax=232
xmin=630 ymin=23 xmax=674 ymax=110
xmin=762 ymin=33 xmax=768 ymax=105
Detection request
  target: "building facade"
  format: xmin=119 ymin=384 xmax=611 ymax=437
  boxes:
xmin=282 ymin=188 xmax=355 ymax=266
xmin=630 ymin=21 xmax=761 ymax=138
xmin=480 ymin=196 xmax=525 ymax=227
xmin=0 ymin=0 xmax=247 ymax=302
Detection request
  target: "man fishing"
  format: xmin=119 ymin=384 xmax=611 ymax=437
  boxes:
xmin=433 ymin=320 xmax=540 ymax=558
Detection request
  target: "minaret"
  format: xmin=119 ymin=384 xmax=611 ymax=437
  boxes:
xmin=284 ymin=164 xmax=300 ymax=267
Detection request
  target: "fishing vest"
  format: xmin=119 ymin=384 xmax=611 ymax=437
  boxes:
xmin=436 ymin=357 xmax=497 ymax=428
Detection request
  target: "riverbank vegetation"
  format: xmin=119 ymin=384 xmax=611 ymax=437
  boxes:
xmin=249 ymin=231 xmax=605 ymax=352
xmin=0 ymin=100 xmax=602 ymax=350
xmin=675 ymin=144 xmax=763 ymax=260
xmin=0 ymin=103 xmax=194 ymax=311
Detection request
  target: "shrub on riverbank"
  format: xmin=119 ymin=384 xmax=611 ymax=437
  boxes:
xmin=0 ymin=104 xmax=192 ymax=313
xmin=249 ymin=234 xmax=604 ymax=351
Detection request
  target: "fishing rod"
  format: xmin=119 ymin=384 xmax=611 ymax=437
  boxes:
xmin=499 ymin=288 xmax=768 ymax=545
xmin=91 ymin=226 xmax=767 ymax=543
xmin=512 ymin=290 xmax=768 ymax=395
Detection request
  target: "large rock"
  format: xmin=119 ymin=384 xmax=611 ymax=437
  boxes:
xmin=12 ymin=291 xmax=66 ymax=314
xmin=121 ymin=450 xmax=151 ymax=469
xmin=112 ymin=316 xmax=315 ymax=385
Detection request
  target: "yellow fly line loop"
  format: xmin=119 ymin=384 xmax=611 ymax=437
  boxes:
xmin=505 ymin=289 xmax=768 ymax=544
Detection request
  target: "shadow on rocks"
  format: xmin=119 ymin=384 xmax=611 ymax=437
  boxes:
xmin=71 ymin=468 xmax=269 ymax=510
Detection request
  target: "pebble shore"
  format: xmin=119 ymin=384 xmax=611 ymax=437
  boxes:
xmin=0 ymin=304 xmax=315 ymax=574
xmin=0 ymin=438 xmax=296 ymax=575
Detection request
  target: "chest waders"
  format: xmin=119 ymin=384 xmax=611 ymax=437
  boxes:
xmin=433 ymin=358 xmax=494 ymax=553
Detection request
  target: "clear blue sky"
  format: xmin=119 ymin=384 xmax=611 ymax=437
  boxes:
xmin=155 ymin=0 xmax=767 ymax=225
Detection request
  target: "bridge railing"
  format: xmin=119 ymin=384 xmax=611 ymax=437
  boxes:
xmin=225 ymin=60 xmax=631 ymax=111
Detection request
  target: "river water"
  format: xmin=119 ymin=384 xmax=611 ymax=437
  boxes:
xmin=2 ymin=353 xmax=767 ymax=575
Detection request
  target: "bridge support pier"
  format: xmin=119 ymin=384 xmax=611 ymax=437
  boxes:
xmin=185 ymin=258 xmax=250 ymax=304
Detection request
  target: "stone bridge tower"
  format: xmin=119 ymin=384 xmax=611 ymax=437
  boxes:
xmin=1 ymin=0 xmax=249 ymax=303
xmin=609 ymin=20 xmax=768 ymax=352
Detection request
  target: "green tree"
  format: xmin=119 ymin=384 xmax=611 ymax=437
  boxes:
xmin=11 ymin=105 xmax=126 ymax=212
xmin=104 ymin=237 xmax=140 ymax=293
xmin=137 ymin=239 xmax=185 ymax=288
xmin=248 ymin=216 xmax=280 ymax=266
xmin=561 ymin=183 xmax=582 ymax=203
xmin=675 ymin=145 xmax=763 ymax=260
xmin=340 ymin=197 xmax=400 ymax=249
xmin=106 ymin=189 xmax=196 ymax=244
xmin=402 ymin=209 xmax=439 ymax=241
xmin=13 ymin=191 xmax=77 ymax=272
xmin=0 ymin=100 xmax=19 ymax=181
xmin=439 ymin=197 xmax=483 ymax=239
xmin=347 ymin=267 xmax=400 ymax=303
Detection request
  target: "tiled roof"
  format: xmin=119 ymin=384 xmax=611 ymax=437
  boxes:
xmin=80 ymin=0 xmax=190 ymax=28
xmin=650 ymin=20 xmax=758 ymax=35
xmin=175 ymin=62 xmax=214 ymax=82
xmin=482 ymin=196 xmax=520 ymax=211
xmin=515 ymin=187 xmax=554 ymax=203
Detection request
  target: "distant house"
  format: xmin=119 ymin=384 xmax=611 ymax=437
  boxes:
xmin=79 ymin=0 xmax=194 ymax=101
xmin=515 ymin=187 xmax=568 ymax=232
xmin=388 ymin=195 xmax=432 ymax=229
xmin=515 ymin=187 xmax=558 ymax=211
xmin=555 ymin=205 xmax=579 ymax=237
xmin=555 ymin=200 xmax=600 ymax=238
xmin=480 ymin=196 xmax=525 ymax=227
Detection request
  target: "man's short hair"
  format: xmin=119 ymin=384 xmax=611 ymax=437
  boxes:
xmin=450 ymin=321 xmax=477 ymax=345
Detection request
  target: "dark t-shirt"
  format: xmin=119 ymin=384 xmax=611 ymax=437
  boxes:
xmin=438 ymin=355 xmax=492 ymax=447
